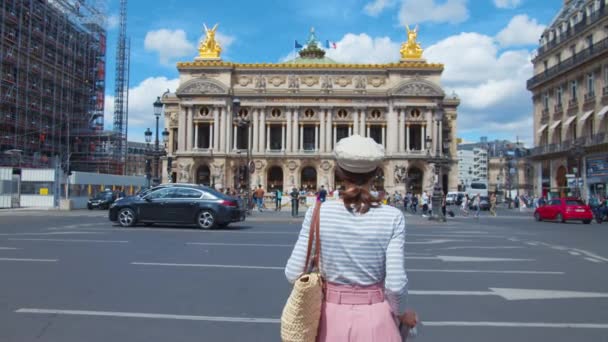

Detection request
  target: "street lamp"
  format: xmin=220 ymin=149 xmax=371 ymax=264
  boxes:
xmin=231 ymin=98 xmax=252 ymax=214
xmin=428 ymin=108 xmax=446 ymax=222
xmin=144 ymin=96 xmax=169 ymax=187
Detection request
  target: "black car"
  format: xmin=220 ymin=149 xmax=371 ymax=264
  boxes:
xmin=88 ymin=191 xmax=117 ymax=210
xmin=469 ymin=196 xmax=490 ymax=211
xmin=108 ymin=184 xmax=246 ymax=229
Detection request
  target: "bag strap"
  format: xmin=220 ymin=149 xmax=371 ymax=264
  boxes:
xmin=304 ymin=200 xmax=322 ymax=272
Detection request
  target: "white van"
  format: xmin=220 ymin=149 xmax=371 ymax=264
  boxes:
xmin=467 ymin=182 xmax=489 ymax=198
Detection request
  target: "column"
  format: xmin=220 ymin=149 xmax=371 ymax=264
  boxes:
xmin=360 ymin=109 xmax=366 ymax=136
xmin=259 ymin=108 xmax=266 ymax=153
xmin=178 ymin=106 xmax=186 ymax=152
xmin=194 ymin=123 xmax=199 ymax=149
xmin=366 ymin=125 xmax=370 ymax=138
xmin=439 ymin=121 xmax=443 ymax=156
xmin=398 ymin=109 xmax=404 ymax=152
xmin=248 ymin=125 xmax=253 ymax=151
xmin=219 ymin=108 xmax=226 ymax=152
xmin=233 ymin=125 xmax=238 ymax=150
xmin=421 ymin=125 xmax=426 ymax=152
xmin=406 ymin=124 xmax=411 ymax=151
xmin=299 ymin=124 xmax=304 ymax=152
xmin=353 ymin=111 xmax=359 ymax=135
xmin=349 ymin=125 xmax=353 ymax=136
xmin=333 ymin=125 xmax=337 ymax=147
xmin=292 ymin=108 xmax=302 ymax=152
xmin=319 ymin=110 xmax=326 ymax=153
xmin=387 ymin=102 xmax=398 ymax=153
xmin=326 ymin=109 xmax=333 ymax=151
xmin=252 ymin=109 xmax=259 ymax=153
xmin=209 ymin=124 xmax=213 ymax=149
xmin=382 ymin=125 xmax=386 ymax=148
xmin=286 ymin=109 xmax=292 ymax=152
xmin=224 ymin=106 xmax=231 ymax=153
xmin=315 ymin=125 xmax=320 ymax=151
xmin=281 ymin=124 xmax=286 ymax=151
xmin=186 ymin=106 xmax=193 ymax=151
xmin=213 ymin=108 xmax=219 ymax=152
xmin=266 ymin=125 xmax=271 ymax=151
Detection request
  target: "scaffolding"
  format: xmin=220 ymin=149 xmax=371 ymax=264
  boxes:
xmin=0 ymin=0 xmax=123 ymax=174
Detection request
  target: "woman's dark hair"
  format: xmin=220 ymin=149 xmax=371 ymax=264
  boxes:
xmin=335 ymin=166 xmax=380 ymax=214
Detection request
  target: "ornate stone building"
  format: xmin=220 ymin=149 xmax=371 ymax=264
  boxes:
xmin=161 ymin=26 xmax=460 ymax=195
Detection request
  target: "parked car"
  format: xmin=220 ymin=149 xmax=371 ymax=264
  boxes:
xmin=109 ymin=184 xmax=246 ymax=229
xmin=87 ymin=191 xmax=116 ymax=210
xmin=534 ymin=198 xmax=593 ymax=224
xmin=446 ymin=192 xmax=458 ymax=205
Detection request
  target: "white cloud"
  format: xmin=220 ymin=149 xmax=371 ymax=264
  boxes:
xmin=398 ymin=0 xmax=469 ymax=25
xmin=363 ymin=0 xmax=395 ymax=16
xmin=496 ymin=14 xmax=545 ymax=47
xmin=144 ymin=29 xmax=196 ymax=65
xmin=326 ymin=33 xmax=401 ymax=63
xmin=215 ymin=32 xmax=236 ymax=50
xmin=106 ymin=14 xmax=119 ymax=30
xmin=104 ymin=77 xmax=180 ymax=140
xmin=493 ymin=0 xmax=522 ymax=9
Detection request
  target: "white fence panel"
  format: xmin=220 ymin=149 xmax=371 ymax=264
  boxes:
xmin=20 ymin=195 xmax=54 ymax=208
xmin=0 ymin=168 xmax=13 ymax=208
xmin=21 ymin=169 xmax=55 ymax=182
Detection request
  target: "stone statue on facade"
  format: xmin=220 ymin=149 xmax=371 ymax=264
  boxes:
xmin=255 ymin=75 xmax=266 ymax=90
xmin=212 ymin=163 xmax=224 ymax=185
xmin=178 ymin=162 xmax=192 ymax=183
xmin=394 ymin=165 xmax=407 ymax=184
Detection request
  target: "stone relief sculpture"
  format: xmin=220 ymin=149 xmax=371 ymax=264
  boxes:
xmin=302 ymin=76 xmax=319 ymax=87
xmin=238 ymin=76 xmax=252 ymax=87
xmin=169 ymin=112 xmax=178 ymax=126
xmin=269 ymin=76 xmax=286 ymax=87
xmin=335 ymin=76 xmax=352 ymax=87
xmin=394 ymin=165 xmax=406 ymax=184
xmin=288 ymin=75 xmax=300 ymax=89
xmin=368 ymin=76 xmax=386 ymax=88
xmin=178 ymin=79 xmax=225 ymax=95
xmin=178 ymin=162 xmax=192 ymax=183
xmin=212 ymin=163 xmax=224 ymax=184
xmin=354 ymin=76 xmax=367 ymax=89
xmin=255 ymin=75 xmax=266 ymax=89
xmin=395 ymin=81 xmax=443 ymax=97
xmin=321 ymin=75 xmax=333 ymax=90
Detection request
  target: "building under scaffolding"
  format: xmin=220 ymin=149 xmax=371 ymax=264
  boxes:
xmin=0 ymin=0 xmax=123 ymax=174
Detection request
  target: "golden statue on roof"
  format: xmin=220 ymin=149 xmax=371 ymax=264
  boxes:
xmin=197 ymin=23 xmax=222 ymax=60
xmin=400 ymin=25 xmax=424 ymax=60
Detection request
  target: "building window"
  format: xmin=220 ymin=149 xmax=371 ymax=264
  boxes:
xmin=238 ymin=108 xmax=249 ymax=118
xmin=543 ymin=60 xmax=548 ymax=72
xmin=336 ymin=125 xmax=349 ymax=141
xmin=304 ymin=109 xmax=315 ymax=118
xmin=371 ymin=109 xmax=381 ymax=119
xmin=556 ymin=53 xmax=561 ymax=64
xmin=172 ymin=129 xmax=178 ymax=151
xmin=197 ymin=124 xmax=211 ymax=149
xmin=543 ymin=92 xmax=549 ymax=110
xmin=410 ymin=109 xmax=421 ymax=118
xmin=604 ymin=65 xmax=608 ymax=85
xmin=587 ymin=73 xmax=595 ymax=96
xmin=303 ymin=126 xmax=315 ymax=151
xmin=587 ymin=34 xmax=594 ymax=49
xmin=570 ymin=80 xmax=578 ymax=101
xmin=199 ymin=107 xmax=210 ymax=117
xmin=570 ymin=45 xmax=576 ymax=57
xmin=337 ymin=109 xmax=348 ymax=119
xmin=236 ymin=126 xmax=249 ymax=149
xmin=369 ymin=126 xmax=382 ymax=144
xmin=556 ymin=86 xmax=563 ymax=106
xmin=269 ymin=125 xmax=282 ymax=150
xmin=271 ymin=108 xmax=281 ymax=118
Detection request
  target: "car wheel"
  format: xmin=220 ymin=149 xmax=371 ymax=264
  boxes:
xmin=87 ymin=204 xmax=93 ymax=210
xmin=534 ymin=212 xmax=542 ymax=222
xmin=117 ymin=208 xmax=137 ymax=227
xmin=583 ymin=219 xmax=591 ymax=225
xmin=556 ymin=213 xmax=565 ymax=223
xmin=197 ymin=210 xmax=216 ymax=230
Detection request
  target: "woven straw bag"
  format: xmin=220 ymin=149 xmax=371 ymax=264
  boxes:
xmin=281 ymin=201 xmax=323 ymax=342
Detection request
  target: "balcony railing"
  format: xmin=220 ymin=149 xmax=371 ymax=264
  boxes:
xmin=603 ymin=86 xmax=608 ymax=97
xmin=554 ymin=104 xmax=563 ymax=113
xmin=584 ymin=92 xmax=596 ymax=103
xmin=530 ymin=133 xmax=608 ymax=157
xmin=535 ymin=3 xmax=607 ymax=59
xmin=528 ymin=36 xmax=608 ymax=89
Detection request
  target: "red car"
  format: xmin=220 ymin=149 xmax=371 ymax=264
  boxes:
xmin=534 ymin=198 xmax=593 ymax=224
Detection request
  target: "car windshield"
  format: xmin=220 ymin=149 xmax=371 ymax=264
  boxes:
xmin=470 ymin=183 xmax=487 ymax=190
xmin=566 ymin=200 xmax=585 ymax=206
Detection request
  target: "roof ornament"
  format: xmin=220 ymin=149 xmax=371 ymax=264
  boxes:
xmin=197 ymin=23 xmax=222 ymax=61
xmin=400 ymin=24 xmax=424 ymax=60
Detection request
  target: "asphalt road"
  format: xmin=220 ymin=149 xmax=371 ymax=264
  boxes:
xmin=0 ymin=207 xmax=607 ymax=342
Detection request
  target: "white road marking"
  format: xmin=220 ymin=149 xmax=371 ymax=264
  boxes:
xmin=423 ymin=321 xmax=608 ymax=329
xmin=442 ymin=246 xmax=524 ymax=250
xmin=0 ymin=247 xmax=19 ymax=250
xmin=410 ymin=290 xmax=494 ymax=296
xmin=8 ymin=238 xmax=128 ymax=244
xmin=408 ymin=255 xmax=532 ymax=262
xmin=186 ymin=242 xmax=292 ymax=247
xmin=132 ymin=262 xmax=284 ymax=270
xmin=406 ymin=239 xmax=471 ymax=245
xmin=585 ymin=257 xmax=603 ymax=263
xmin=490 ymin=288 xmax=608 ymax=301
xmin=568 ymin=251 xmax=581 ymax=256
xmin=16 ymin=309 xmax=608 ymax=329
xmin=408 ymin=269 xmax=563 ymax=275
xmin=15 ymin=309 xmax=279 ymax=324
xmin=526 ymin=242 xmax=539 ymax=246
xmin=0 ymin=232 xmax=103 ymax=236
xmin=0 ymin=258 xmax=57 ymax=262
xmin=408 ymin=234 xmax=508 ymax=238
xmin=536 ymin=242 xmax=608 ymax=262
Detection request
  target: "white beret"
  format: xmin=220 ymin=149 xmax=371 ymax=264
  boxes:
xmin=334 ymin=135 xmax=385 ymax=174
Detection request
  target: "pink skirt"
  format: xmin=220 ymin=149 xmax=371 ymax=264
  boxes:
xmin=316 ymin=282 xmax=401 ymax=342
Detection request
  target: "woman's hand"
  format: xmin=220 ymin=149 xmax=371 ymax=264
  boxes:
xmin=400 ymin=310 xmax=418 ymax=328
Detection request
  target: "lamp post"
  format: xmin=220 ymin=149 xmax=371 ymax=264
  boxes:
xmin=144 ymin=97 xmax=169 ymax=187
xmin=570 ymin=140 xmax=585 ymax=199
xmin=231 ymin=98 xmax=252 ymax=214
xmin=429 ymin=108 xmax=446 ymax=222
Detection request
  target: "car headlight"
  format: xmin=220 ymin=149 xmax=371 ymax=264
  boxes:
xmin=110 ymin=203 xmax=117 ymax=208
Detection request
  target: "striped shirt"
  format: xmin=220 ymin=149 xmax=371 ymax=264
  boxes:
xmin=285 ymin=200 xmax=408 ymax=314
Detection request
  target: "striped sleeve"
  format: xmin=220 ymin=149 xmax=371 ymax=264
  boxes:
xmin=384 ymin=212 xmax=408 ymax=315
xmin=285 ymin=206 xmax=315 ymax=284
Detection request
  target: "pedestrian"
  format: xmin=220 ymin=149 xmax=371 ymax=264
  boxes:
xmin=422 ymin=191 xmax=429 ymax=217
xmin=254 ymin=184 xmax=265 ymax=212
xmin=319 ymin=185 xmax=328 ymax=203
xmin=275 ymin=188 xmax=283 ymax=211
xmin=461 ymin=195 xmax=469 ymax=216
xmin=290 ymin=187 xmax=299 ymax=217
xmin=474 ymin=194 xmax=481 ymax=218
xmin=284 ymin=135 xmax=415 ymax=341
xmin=442 ymin=193 xmax=447 ymax=219
xmin=490 ymin=192 xmax=497 ymax=217
xmin=412 ymin=195 xmax=418 ymax=213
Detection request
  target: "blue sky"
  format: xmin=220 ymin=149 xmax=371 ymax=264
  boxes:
xmin=101 ymin=0 xmax=562 ymax=145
